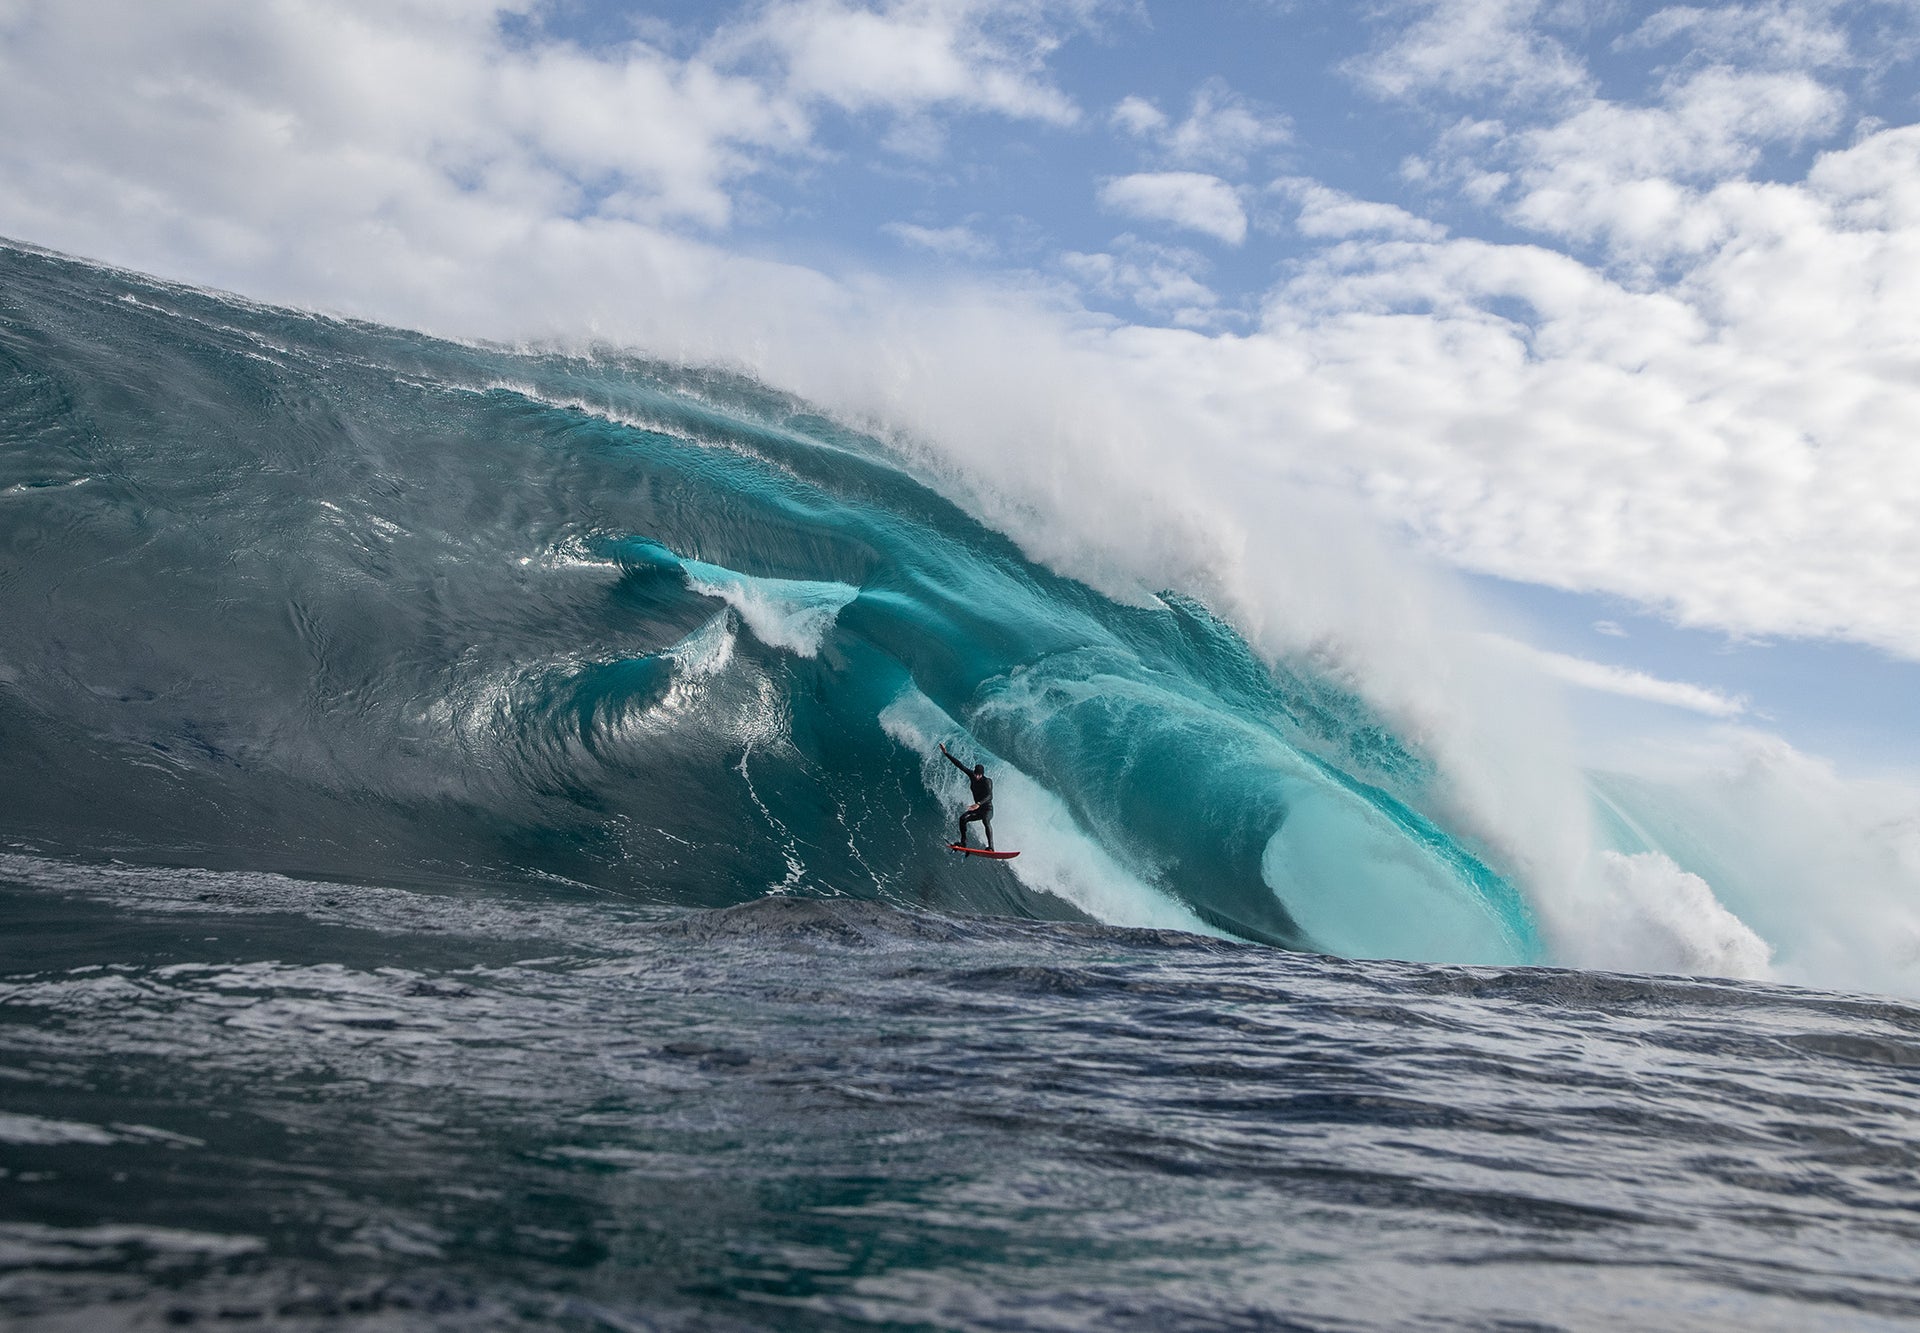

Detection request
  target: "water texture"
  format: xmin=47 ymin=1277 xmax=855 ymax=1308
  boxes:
xmin=3 ymin=244 xmax=1918 ymax=1329
xmin=3 ymin=856 xmax=1918 ymax=1331
xmin=0 ymin=241 xmax=1529 ymax=960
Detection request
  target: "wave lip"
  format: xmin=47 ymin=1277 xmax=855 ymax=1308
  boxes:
xmin=680 ymin=558 xmax=858 ymax=658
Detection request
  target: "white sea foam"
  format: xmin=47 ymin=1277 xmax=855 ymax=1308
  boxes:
xmin=1587 ymin=737 xmax=1920 ymax=996
xmin=526 ymin=533 xmax=621 ymax=573
xmin=663 ymin=611 xmax=736 ymax=680
xmin=1580 ymin=850 xmax=1774 ymax=981
xmin=0 ymin=1112 xmax=118 ymax=1146
xmin=681 ymin=559 xmax=857 ymax=658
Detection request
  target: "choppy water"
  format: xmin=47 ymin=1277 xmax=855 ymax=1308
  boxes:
xmin=4 ymin=241 xmax=1920 ymax=1328
xmin=5 ymin=854 xmax=1920 ymax=1331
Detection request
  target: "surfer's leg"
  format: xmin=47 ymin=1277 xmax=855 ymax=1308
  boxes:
xmin=983 ymin=816 xmax=993 ymax=851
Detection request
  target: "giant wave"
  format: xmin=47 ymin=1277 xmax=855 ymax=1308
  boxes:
xmin=0 ymin=242 xmax=1543 ymax=963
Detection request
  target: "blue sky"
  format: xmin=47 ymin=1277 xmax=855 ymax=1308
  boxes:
xmin=3 ymin=0 xmax=1920 ymax=781
xmin=1470 ymin=574 xmax=1920 ymax=774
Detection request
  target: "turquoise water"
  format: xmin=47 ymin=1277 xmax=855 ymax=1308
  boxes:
xmin=0 ymin=240 xmax=1533 ymax=963
xmin=6 ymin=242 xmax=1917 ymax=1330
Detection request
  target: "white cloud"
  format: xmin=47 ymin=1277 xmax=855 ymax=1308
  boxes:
xmin=1274 ymin=178 xmax=1446 ymax=239
xmin=1207 ymin=156 xmax=1919 ymax=657
xmin=1405 ymin=61 xmax=1848 ymax=265
xmin=1110 ymin=94 xmax=1166 ymax=136
xmin=0 ymin=0 xmax=809 ymax=235
xmin=1625 ymin=2 xmax=1855 ymax=70
xmin=1217 ymin=115 xmax=1920 ymax=657
xmin=1097 ymin=171 xmax=1248 ymax=243
xmin=1481 ymin=635 xmax=1749 ymax=716
xmin=885 ymin=220 xmax=998 ymax=258
xmin=1110 ymin=80 xmax=1290 ymax=172
xmin=0 ymin=0 xmax=1112 ymax=281
xmin=1503 ymin=67 xmax=1845 ymax=255
xmin=1061 ymin=237 xmax=1221 ymax=323
xmin=1353 ymin=0 xmax=1591 ymax=105
xmin=1224 ymin=11 xmax=1919 ymax=661
xmin=718 ymin=0 xmax=1104 ymax=124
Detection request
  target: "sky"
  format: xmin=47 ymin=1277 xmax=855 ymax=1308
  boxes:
xmin=3 ymin=0 xmax=1919 ymax=782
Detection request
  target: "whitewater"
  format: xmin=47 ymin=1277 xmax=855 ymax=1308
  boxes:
xmin=2 ymin=241 xmax=1919 ymax=1329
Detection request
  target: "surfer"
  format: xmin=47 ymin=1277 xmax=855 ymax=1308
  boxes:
xmin=940 ymin=743 xmax=994 ymax=851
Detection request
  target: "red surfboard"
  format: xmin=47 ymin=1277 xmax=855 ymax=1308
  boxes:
xmin=949 ymin=844 xmax=1020 ymax=859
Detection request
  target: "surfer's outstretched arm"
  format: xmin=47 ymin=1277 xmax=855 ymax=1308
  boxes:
xmin=939 ymin=742 xmax=972 ymax=774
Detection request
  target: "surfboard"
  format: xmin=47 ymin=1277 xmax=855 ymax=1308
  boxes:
xmin=949 ymin=844 xmax=1020 ymax=859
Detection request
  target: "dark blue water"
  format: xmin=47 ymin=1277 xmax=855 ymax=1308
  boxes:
xmin=3 ymin=242 xmax=1919 ymax=1329
xmin=5 ymin=854 xmax=1919 ymax=1330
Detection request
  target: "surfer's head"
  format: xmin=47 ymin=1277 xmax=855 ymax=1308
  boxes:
xmin=973 ymin=764 xmax=985 ymax=777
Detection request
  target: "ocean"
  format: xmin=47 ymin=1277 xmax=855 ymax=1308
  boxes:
xmin=2 ymin=241 xmax=1917 ymax=1329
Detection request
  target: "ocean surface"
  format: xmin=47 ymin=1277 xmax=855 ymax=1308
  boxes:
xmin=3 ymin=241 xmax=1918 ymax=1329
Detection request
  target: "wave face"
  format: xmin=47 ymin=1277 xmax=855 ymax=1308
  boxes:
xmin=0 ymin=243 xmax=1535 ymax=963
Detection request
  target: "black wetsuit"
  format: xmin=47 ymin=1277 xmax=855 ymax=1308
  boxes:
xmin=944 ymin=748 xmax=995 ymax=849
xmin=967 ymin=771 xmax=993 ymax=814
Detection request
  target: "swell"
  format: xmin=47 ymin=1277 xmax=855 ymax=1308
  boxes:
xmin=0 ymin=242 xmax=1537 ymax=962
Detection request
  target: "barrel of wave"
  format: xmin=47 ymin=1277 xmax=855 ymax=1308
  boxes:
xmin=1258 ymin=776 xmax=1538 ymax=964
xmin=879 ymin=689 xmax=1222 ymax=936
xmin=964 ymin=658 xmax=1539 ymax=965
